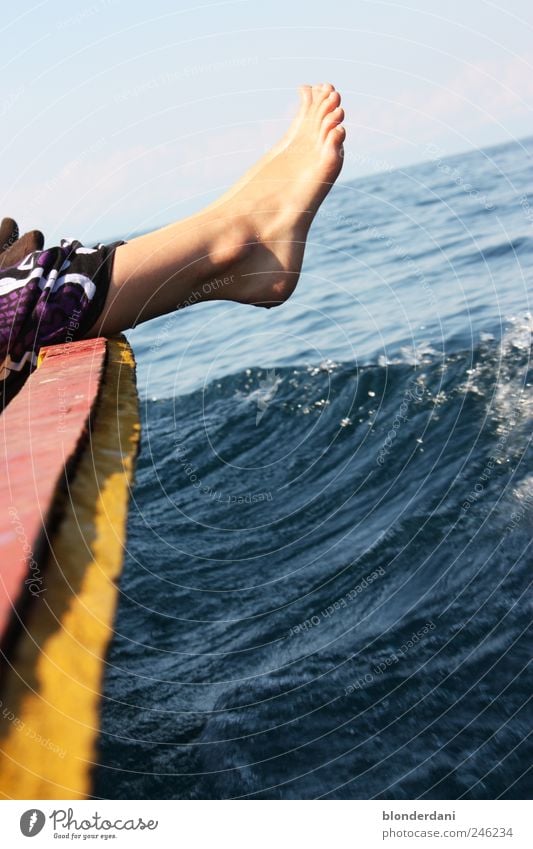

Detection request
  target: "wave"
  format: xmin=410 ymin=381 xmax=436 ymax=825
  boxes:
xmin=94 ymin=316 xmax=532 ymax=799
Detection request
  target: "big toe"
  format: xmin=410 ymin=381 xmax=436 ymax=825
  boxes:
xmin=298 ymin=85 xmax=313 ymax=107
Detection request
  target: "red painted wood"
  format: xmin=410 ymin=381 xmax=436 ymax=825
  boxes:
xmin=0 ymin=338 xmax=107 ymax=640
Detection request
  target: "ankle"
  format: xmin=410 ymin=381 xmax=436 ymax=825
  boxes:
xmin=208 ymin=214 xmax=256 ymax=267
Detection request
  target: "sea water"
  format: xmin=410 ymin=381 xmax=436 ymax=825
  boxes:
xmin=94 ymin=135 xmax=532 ymax=799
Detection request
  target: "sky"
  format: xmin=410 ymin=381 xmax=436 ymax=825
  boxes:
xmin=1 ymin=0 xmax=532 ymax=244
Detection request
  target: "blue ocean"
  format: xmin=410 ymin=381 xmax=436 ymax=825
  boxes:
xmin=94 ymin=136 xmax=532 ymax=799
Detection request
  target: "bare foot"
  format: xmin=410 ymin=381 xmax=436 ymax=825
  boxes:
xmin=203 ymin=83 xmax=345 ymax=307
xmin=87 ymin=84 xmax=345 ymax=335
xmin=207 ymin=83 xmax=340 ymax=207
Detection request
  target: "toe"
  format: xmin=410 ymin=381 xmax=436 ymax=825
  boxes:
xmin=298 ymin=85 xmax=313 ymax=107
xmin=321 ymin=106 xmax=344 ymax=140
xmin=327 ymin=124 xmax=346 ymax=150
xmin=312 ymin=83 xmax=335 ymax=105
xmin=319 ymin=89 xmax=341 ymax=118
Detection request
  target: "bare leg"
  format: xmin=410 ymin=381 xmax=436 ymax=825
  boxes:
xmin=85 ymin=84 xmax=345 ymax=337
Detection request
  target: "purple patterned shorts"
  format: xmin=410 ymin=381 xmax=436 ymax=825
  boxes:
xmin=0 ymin=238 xmax=124 ymax=408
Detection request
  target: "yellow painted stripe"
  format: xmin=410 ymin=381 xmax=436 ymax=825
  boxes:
xmin=0 ymin=335 xmax=140 ymax=799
